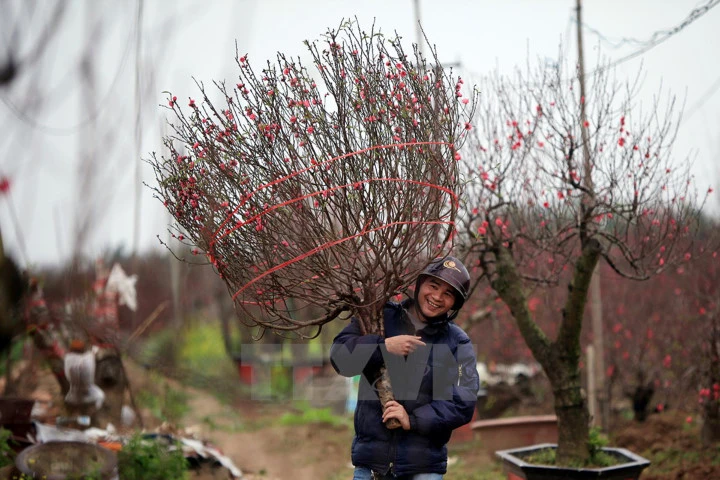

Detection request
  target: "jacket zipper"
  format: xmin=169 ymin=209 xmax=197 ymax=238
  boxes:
xmin=457 ymin=364 xmax=462 ymax=386
xmin=387 ymin=430 xmax=397 ymax=476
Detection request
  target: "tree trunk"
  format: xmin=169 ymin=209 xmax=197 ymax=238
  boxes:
xmin=701 ymin=400 xmax=720 ymax=446
xmin=491 ymin=240 xmax=602 ymax=464
xmin=552 ymin=367 xmax=590 ymax=463
xmin=702 ymin=322 xmax=720 ymax=445
xmin=359 ymin=304 xmax=402 ymax=430
xmin=376 ymin=366 xmax=402 ymax=429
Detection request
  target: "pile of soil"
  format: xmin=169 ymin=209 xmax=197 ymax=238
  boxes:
xmin=612 ymin=412 xmax=720 ymax=480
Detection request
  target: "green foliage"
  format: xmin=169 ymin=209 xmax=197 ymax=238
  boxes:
xmin=137 ymin=318 xmax=247 ymax=404
xmin=444 ymin=441 xmax=506 ymax=480
xmin=588 ymin=427 xmax=609 ymax=462
xmin=199 ymin=405 xmax=251 ymax=433
xmin=176 ymin=320 xmax=246 ymax=402
xmin=117 ymin=433 xmax=189 ymax=480
xmin=522 ymin=430 xmax=618 ymax=469
xmin=0 ymin=428 xmax=16 ymax=469
xmin=523 ymin=446 xmax=556 ymax=466
xmin=178 ymin=322 xmax=229 ymax=372
xmin=0 ymin=337 xmax=26 ymax=378
xmin=135 ymin=378 xmax=190 ymax=424
xmin=278 ymin=401 xmax=350 ymax=428
xmin=647 ymin=444 xmax=720 ymax=474
xmin=134 ymin=328 xmax=177 ymax=367
xmin=270 ymin=365 xmax=293 ymax=399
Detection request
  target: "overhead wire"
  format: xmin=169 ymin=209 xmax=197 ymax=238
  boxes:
xmin=683 ymin=74 xmax=720 ymax=121
xmin=583 ymin=0 xmax=720 ymax=74
xmin=580 ymin=0 xmax=718 ymax=48
xmin=458 ymin=0 xmax=719 ymax=105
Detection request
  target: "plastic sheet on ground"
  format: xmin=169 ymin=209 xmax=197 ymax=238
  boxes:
xmin=28 ymin=421 xmax=243 ymax=478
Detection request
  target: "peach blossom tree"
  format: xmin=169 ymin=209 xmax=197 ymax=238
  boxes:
xmin=455 ymin=55 xmax=712 ymax=463
xmin=148 ymin=21 xmax=476 ymax=418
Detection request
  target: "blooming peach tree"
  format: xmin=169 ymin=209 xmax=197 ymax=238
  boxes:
xmin=148 ymin=21 xmax=476 ymax=417
xmin=455 ymin=56 xmax=712 ymax=463
xmin=605 ymin=243 xmax=720 ymax=442
xmin=666 ymin=247 xmax=720 ymax=445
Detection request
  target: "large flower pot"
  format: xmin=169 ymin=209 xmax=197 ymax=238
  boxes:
xmin=496 ymin=443 xmax=650 ymax=480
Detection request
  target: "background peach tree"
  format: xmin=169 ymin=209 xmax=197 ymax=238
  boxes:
xmin=454 ymin=54 xmax=713 ymax=463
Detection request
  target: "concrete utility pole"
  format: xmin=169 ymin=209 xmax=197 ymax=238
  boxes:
xmin=576 ymin=0 xmax=609 ymax=432
xmin=413 ymin=0 xmax=424 ymax=59
xmin=132 ymin=0 xmax=144 ymax=261
xmin=412 ymin=1 xmax=461 ymax=70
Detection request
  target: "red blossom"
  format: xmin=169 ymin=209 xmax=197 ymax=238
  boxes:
xmin=662 ymin=355 xmax=672 ymax=368
xmin=0 ymin=177 xmax=10 ymax=194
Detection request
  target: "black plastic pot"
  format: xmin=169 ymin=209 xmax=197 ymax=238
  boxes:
xmin=496 ymin=443 xmax=650 ymax=480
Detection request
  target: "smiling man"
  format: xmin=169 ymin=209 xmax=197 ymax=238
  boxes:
xmin=331 ymin=256 xmax=480 ymax=480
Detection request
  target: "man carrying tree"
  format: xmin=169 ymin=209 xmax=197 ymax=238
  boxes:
xmin=147 ymin=19 xmax=479 ymax=476
xmin=331 ymin=256 xmax=479 ymax=480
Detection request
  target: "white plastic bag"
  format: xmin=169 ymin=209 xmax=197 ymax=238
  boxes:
xmin=64 ymin=350 xmax=105 ymax=409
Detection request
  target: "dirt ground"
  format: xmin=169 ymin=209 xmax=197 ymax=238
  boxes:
xmin=126 ymin=360 xmax=720 ymax=480
xmin=5 ymin=359 xmax=720 ymax=480
xmin=611 ymin=412 xmax=720 ymax=480
xmin=180 ymin=397 xmax=356 ymax=480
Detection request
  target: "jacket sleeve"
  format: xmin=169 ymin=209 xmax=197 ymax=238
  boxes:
xmin=330 ymin=317 xmax=386 ymax=377
xmin=408 ymin=333 xmax=479 ymax=436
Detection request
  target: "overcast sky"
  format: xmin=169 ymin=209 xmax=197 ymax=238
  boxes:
xmin=1 ymin=0 xmax=718 ymax=268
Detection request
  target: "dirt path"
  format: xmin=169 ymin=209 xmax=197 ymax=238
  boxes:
xmin=180 ymin=393 xmax=354 ymax=480
xmin=122 ymin=360 xmax=354 ymax=480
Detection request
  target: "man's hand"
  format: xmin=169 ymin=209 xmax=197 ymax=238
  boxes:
xmin=382 ymin=400 xmax=411 ymax=430
xmin=385 ymin=335 xmax=425 ymax=356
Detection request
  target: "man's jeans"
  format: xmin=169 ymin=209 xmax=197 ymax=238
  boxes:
xmin=352 ymin=466 xmax=443 ymax=480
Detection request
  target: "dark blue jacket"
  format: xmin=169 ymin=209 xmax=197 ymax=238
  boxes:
xmin=330 ymin=300 xmax=479 ymax=477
